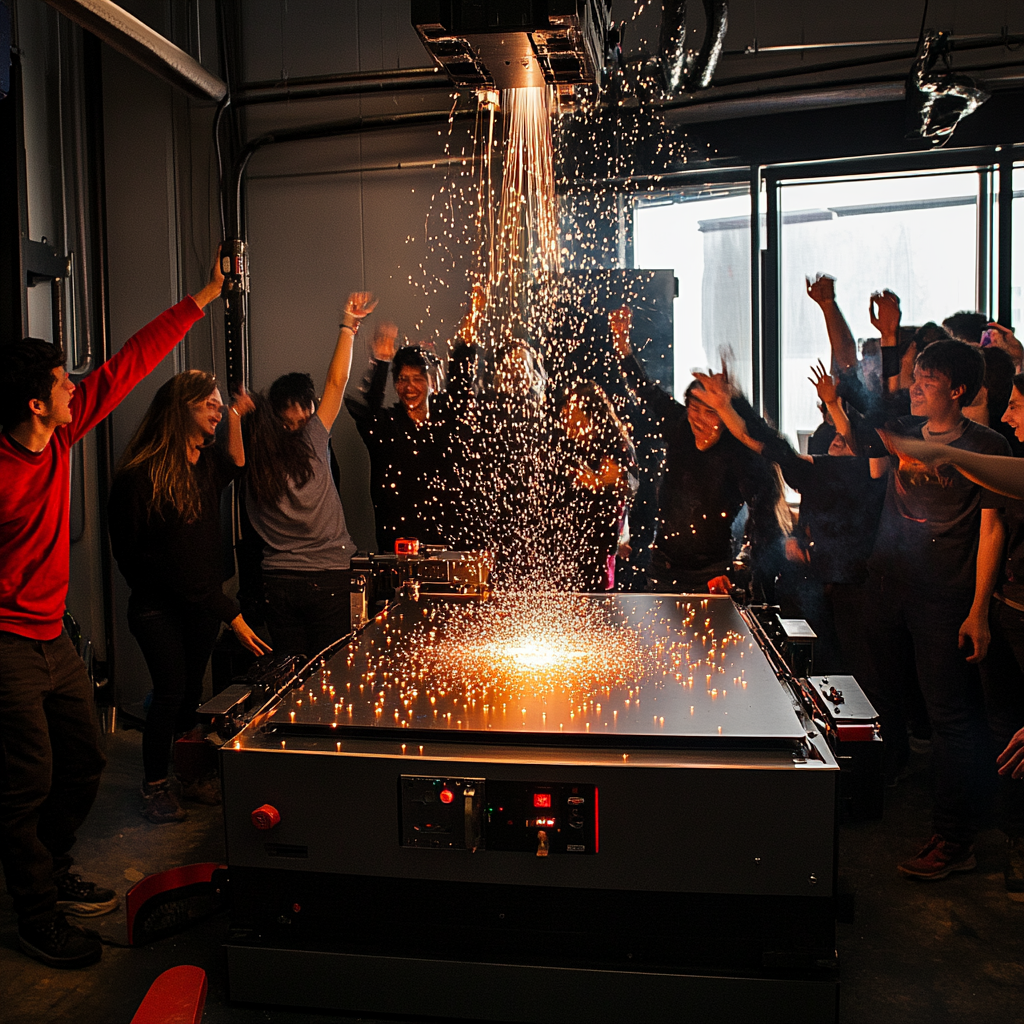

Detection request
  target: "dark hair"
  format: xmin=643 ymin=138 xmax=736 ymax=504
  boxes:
xmin=915 ymin=338 xmax=985 ymax=408
xmin=244 ymin=392 xmax=315 ymax=507
xmin=942 ymin=311 xmax=989 ymax=346
xmin=268 ymin=372 xmax=316 ymax=417
xmin=116 ymin=370 xmax=219 ymax=522
xmin=392 ymin=346 xmax=433 ymax=381
xmin=0 ymin=338 xmax=65 ymax=429
xmin=900 ymin=322 xmax=949 ymax=362
xmin=979 ymin=346 xmax=1015 ymax=423
xmin=556 ymin=379 xmax=637 ymax=464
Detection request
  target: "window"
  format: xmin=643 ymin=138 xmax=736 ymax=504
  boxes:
xmin=1012 ymin=164 xmax=1024 ymax=334
xmin=634 ymin=186 xmax=752 ymax=397
xmin=778 ymin=170 xmax=980 ymax=444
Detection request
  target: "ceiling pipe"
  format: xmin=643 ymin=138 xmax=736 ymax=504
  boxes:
xmin=41 ymin=0 xmax=226 ymax=101
xmin=661 ymin=81 xmax=906 ymax=124
xmin=232 ymin=67 xmax=448 ymax=106
xmin=229 ymin=108 xmax=477 ymax=238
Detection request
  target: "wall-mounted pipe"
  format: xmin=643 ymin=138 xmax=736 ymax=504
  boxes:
xmin=41 ymin=0 xmax=227 ymax=101
xmin=229 ymin=108 xmax=477 ymax=239
xmin=232 ymin=67 xmax=447 ymax=106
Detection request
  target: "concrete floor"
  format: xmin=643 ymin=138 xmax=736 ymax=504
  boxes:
xmin=2 ymin=729 xmax=1023 ymax=1024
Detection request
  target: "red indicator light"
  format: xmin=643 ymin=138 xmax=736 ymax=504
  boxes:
xmin=533 ymin=793 xmax=551 ymax=808
xmin=439 ymin=788 xmax=454 ymax=804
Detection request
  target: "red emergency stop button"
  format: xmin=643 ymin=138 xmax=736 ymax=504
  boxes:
xmin=252 ymin=804 xmax=281 ymax=830
xmin=439 ymin=788 xmax=454 ymax=804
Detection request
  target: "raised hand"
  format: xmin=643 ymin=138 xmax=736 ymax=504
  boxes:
xmin=609 ymin=306 xmax=633 ymax=359
xmin=345 ymin=291 xmax=378 ymax=322
xmin=371 ymin=322 xmax=399 ymax=362
xmin=805 ymin=273 xmax=836 ymax=306
xmin=869 ymin=289 xmax=901 ymax=338
xmin=808 ymin=360 xmax=838 ymax=405
xmin=691 ymin=370 xmax=734 ymax=413
xmin=230 ymin=382 xmax=255 ymax=417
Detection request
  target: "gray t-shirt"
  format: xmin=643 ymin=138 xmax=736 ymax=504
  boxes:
xmin=247 ymin=414 xmax=354 ymax=571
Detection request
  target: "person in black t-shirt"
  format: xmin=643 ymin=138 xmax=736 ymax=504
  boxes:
xmin=346 ymin=329 xmax=477 ymax=552
xmin=694 ymin=363 xmax=885 ymax=676
xmin=109 ymin=371 xmax=270 ymax=824
xmin=609 ymin=314 xmax=786 ymax=596
xmin=882 ymin=378 xmax=1024 ymax=896
xmin=860 ymin=339 xmax=1010 ymax=882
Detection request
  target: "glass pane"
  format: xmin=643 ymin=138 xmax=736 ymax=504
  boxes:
xmin=1013 ymin=165 xmax=1024 ymax=335
xmin=634 ymin=188 xmax=752 ymax=397
xmin=779 ymin=171 xmax=979 ymax=444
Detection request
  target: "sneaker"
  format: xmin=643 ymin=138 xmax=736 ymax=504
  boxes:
xmin=1006 ymin=836 xmax=1024 ymax=901
xmin=141 ymin=780 xmax=188 ymax=824
xmin=55 ymin=872 xmax=119 ymax=917
xmin=180 ymin=773 xmax=222 ymax=806
xmin=897 ymin=834 xmax=977 ymax=880
xmin=18 ymin=912 xmax=102 ymax=968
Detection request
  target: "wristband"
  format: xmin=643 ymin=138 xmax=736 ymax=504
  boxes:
xmin=340 ymin=313 xmax=359 ymax=332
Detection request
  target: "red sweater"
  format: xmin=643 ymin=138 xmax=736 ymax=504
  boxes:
xmin=0 ymin=297 xmax=204 ymax=640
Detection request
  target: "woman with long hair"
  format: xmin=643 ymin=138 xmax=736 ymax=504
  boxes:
xmin=244 ymin=292 xmax=377 ymax=656
xmin=109 ymin=369 xmax=269 ymax=824
xmin=557 ymin=380 xmax=639 ymax=591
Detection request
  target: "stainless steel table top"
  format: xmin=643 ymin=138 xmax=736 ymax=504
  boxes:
xmin=268 ymin=594 xmax=808 ymax=747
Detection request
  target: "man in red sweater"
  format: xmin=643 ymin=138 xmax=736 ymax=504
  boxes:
xmin=0 ymin=255 xmax=224 ymax=968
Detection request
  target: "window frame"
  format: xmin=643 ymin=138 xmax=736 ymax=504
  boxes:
xmin=630 ymin=143 xmax=1023 ymax=427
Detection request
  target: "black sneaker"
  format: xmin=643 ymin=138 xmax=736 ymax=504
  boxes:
xmin=18 ymin=912 xmax=102 ymax=968
xmin=55 ymin=872 xmax=120 ymax=917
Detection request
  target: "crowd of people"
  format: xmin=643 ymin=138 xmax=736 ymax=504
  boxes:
xmin=1 ymin=244 xmax=1023 ymax=971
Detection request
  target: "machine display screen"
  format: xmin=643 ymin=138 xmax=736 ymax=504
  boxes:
xmin=268 ymin=594 xmax=807 ymax=747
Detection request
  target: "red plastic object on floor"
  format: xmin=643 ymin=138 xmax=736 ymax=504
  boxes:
xmin=130 ymin=965 xmax=207 ymax=1024
xmin=125 ymin=862 xmax=226 ymax=945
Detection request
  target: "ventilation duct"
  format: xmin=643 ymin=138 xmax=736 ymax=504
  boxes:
xmin=42 ymin=0 xmax=226 ymax=102
xmin=412 ymin=0 xmax=611 ymax=94
xmin=659 ymin=0 xmax=729 ymax=94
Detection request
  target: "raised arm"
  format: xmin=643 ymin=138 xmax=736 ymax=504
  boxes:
xmin=806 ymin=274 xmax=857 ymax=372
xmin=319 ymin=292 xmax=378 ymax=431
xmin=809 ymin=360 xmax=856 ymax=452
xmin=869 ymin=289 xmax=903 ymax=394
xmin=690 ymin=372 xmax=762 ymax=453
xmin=226 ymin=384 xmax=254 ymax=467
xmin=610 ymin=305 xmax=679 ymax=424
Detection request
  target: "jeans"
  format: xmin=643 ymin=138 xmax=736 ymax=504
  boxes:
xmin=861 ymin=575 xmax=991 ymax=844
xmin=0 ymin=630 xmax=105 ymax=925
xmin=264 ymin=569 xmax=352 ymax=658
xmin=981 ymin=600 xmax=1024 ymax=838
xmin=128 ymin=599 xmax=221 ymax=784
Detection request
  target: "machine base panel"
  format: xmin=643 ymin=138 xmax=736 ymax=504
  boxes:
xmin=226 ymin=945 xmax=838 ymax=1023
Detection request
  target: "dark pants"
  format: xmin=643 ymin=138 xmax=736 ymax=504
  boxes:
xmin=861 ymin=576 xmax=991 ymax=844
xmin=0 ymin=630 xmax=106 ymax=926
xmin=981 ymin=600 xmax=1024 ymax=838
xmin=264 ymin=570 xmax=351 ymax=658
xmin=128 ymin=600 xmax=221 ymax=784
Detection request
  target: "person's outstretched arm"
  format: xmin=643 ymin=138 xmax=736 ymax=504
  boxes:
xmin=609 ymin=305 xmax=678 ymax=424
xmin=879 ymin=433 xmax=1024 ymax=500
xmin=226 ymin=384 xmax=254 ymax=467
xmin=319 ymin=292 xmax=378 ymax=430
xmin=69 ymin=250 xmax=224 ymax=443
xmin=806 ymin=274 xmax=857 ymax=372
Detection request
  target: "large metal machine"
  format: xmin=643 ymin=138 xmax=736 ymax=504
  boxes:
xmin=210 ymin=555 xmax=880 ymax=1023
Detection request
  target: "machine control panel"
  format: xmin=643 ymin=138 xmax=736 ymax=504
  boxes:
xmin=399 ymin=776 xmax=598 ymax=855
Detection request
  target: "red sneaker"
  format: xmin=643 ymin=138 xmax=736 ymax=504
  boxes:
xmin=897 ymin=834 xmax=976 ymax=880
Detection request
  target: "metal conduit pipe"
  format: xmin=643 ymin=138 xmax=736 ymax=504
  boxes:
xmin=229 ymin=108 xmax=476 ymax=238
xmin=42 ymin=0 xmax=226 ymax=101
xmin=232 ymin=67 xmax=448 ymax=106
